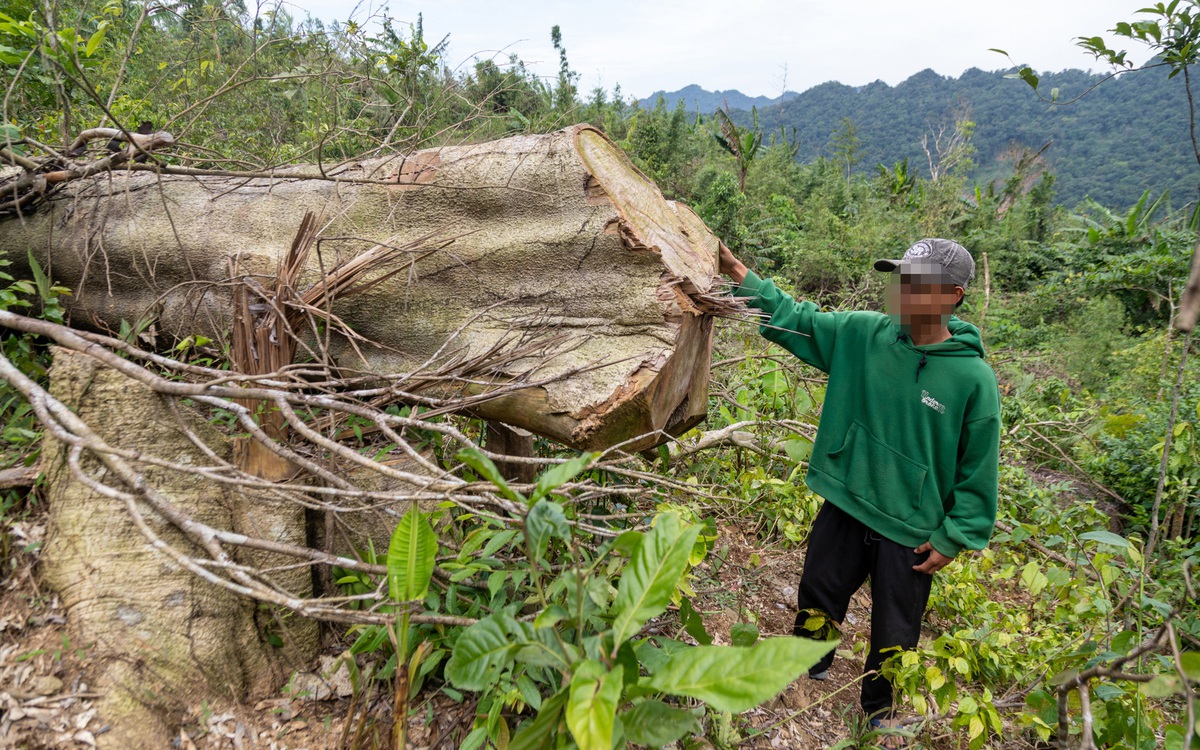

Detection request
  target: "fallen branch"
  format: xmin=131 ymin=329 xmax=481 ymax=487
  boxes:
xmin=665 ymin=419 xmax=813 ymax=463
xmin=993 ymin=519 xmax=1101 ymax=582
xmin=0 ymin=465 xmax=38 ymax=489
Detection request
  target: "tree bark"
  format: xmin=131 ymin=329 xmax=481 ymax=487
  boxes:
xmin=2 ymin=125 xmax=721 ymax=451
xmin=1177 ymin=239 xmax=1200 ymax=331
xmin=40 ymin=348 xmax=318 ymax=749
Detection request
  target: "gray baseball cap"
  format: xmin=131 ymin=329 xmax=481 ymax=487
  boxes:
xmin=874 ymin=238 xmax=975 ymax=290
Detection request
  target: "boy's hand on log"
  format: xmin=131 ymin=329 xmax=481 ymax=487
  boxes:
xmin=912 ymin=542 xmax=953 ymax=574
xmin=719 ymin=241 xmax=748 ymax=285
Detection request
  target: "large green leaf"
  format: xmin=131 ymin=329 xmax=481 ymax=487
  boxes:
xmin=632 ymin=639 xmax=669 ymax=676
xmin=566 ymin=660 xmax=623 ymax=750
xmin=620 ymin=699 xmax=701 ymax=747
xmin=783 ymin=438 xmax=812 ymax=463
xmin=610 ymin=513 xmax=701 ymax=647
xmin=647 ymin=636 xmax=836 ymax=713
xmin=1181 ymin=651 xmax=1200 ymax=681
xmin=445 ymin=609 xmax=529 ymax=691
xmin=387 ymin=505 xmax=438 ymax=602
xmin=525 ymin=498 xmax=571 ymax=563
xmin=530 ymin=451 xmax=598 ymax=504
xmin=1079 ymin=530 xmax=1129 ymax=549
xmin=730 ymin=622 xmax=760 ymax=647
xmin=514 ymin=625 xmax=579 ymax=670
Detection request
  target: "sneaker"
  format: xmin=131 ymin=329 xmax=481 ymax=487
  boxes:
xmin=868 ymin=717 xmax=911 ymax=749
xmin=808 ymin=669 xmax=830 ymax=681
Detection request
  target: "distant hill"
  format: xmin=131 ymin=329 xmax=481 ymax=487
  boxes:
xmin=665 ymin=70 xmax=1199 ymax=208
xmin=639 ymin=84 xmax=798 ymax=113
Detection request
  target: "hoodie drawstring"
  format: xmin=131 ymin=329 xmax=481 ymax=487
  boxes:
xmin=915 ymin=353 xmax=928 ymax=383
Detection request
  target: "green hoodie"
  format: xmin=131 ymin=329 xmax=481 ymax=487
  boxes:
xmin=734 ymin=271 xmax=1001 ymax=558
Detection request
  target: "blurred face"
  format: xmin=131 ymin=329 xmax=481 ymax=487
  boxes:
xmin=886 ymin=262 xmax=964 ymax=324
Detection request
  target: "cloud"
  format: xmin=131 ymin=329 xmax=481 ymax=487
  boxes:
xmin=283 ymin=0 xmax=1153 ymax=98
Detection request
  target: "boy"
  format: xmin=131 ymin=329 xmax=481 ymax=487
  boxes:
xmin=720 ymin=238 xmax=1000 ymax=743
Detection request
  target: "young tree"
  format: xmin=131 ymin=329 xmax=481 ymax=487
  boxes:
xmin=828 ymin=116 xmax=862 ymax=182
xmin=550 ymin=24 xmax=579 ymax=114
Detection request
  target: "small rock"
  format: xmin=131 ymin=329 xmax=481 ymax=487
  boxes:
xmin=20 ymin=675 xmax=63 ymax=697
xmin=285 ymin=672 xmax=331 ymax=701
xmin=778 ymin=585 xmax=796 ymax=599
xmin=39 ymin=676 xmax=64 ymax=695
xmin=318 ymin=655 xmax=354 ymax=698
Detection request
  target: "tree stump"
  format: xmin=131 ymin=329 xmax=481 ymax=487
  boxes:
xmin=40 ymin=349 xmax=318 ymax=748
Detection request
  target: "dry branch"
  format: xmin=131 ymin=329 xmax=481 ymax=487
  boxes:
xmin=0 ymin=465 xmax=38 ymax=489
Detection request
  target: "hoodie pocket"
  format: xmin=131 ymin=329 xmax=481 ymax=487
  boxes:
xmin=825 ymin=421 xmax=928 ymax=517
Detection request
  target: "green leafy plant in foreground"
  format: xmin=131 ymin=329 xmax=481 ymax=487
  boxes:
xmin=378 ymin=447 xmax=836 ymax=750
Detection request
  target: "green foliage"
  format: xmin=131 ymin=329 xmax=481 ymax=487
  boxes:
xmin=828 ymin=117 xmax=861 ymax=181
xmin=610 ymin=513 xmax=702 ymax=646
xmin=621 ymin=95 xmax=697 ymax=199
xmin=387 ymin=505 xmax=436 ymax=602
xmin=549 ymin=25 xmax=579 ymax=115
xmin=1 ymin=252 xmax=69 ymax=480
xmin=437 ymin=492 xmax=830 ymax=747
xmin=645 ymin=637 xmax=835 ymax=713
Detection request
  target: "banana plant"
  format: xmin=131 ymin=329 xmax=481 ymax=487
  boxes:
xmin=713 ymin=107 xmax=763 ymax=192
xmin=385 ymin=504 xmax=438 ymax=748
xmin=445 ymin=447 xmax=837 ymax=750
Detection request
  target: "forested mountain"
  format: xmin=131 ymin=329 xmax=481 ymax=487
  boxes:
xmin=639 ymin=84 xmax=798 ymax=113
xmin=668 ymin=67 xmax=1198 ymax=208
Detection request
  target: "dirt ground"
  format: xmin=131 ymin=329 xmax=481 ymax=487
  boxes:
xmin=1 ymin=510 xmax=982 ymax=749
xmin=685 ymin=522 xmax=960 ymax=750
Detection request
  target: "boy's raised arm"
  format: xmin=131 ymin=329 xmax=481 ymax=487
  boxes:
xmin=719 ymin=241 xmax=843 ymax=373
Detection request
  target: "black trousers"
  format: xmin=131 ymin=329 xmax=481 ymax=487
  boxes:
xmin=792 ymin=501 xmax=934 ymax=718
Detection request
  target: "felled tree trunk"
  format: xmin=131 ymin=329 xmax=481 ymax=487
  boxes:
xmin=2 ymin=125 xmax=721 ymax=451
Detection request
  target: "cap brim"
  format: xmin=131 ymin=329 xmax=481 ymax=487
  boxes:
xmin=874 ymin=259 xmax=903 ymax=272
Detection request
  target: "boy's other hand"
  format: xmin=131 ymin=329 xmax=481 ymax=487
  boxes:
xmin=719 ymin=241 xmax=748 ymax=285
xmin=912 ymin=543 xmax=953 ymax=574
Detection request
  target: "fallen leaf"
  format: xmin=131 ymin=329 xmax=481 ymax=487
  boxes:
xmin=75 ymin=707 xmax=96 ymax=729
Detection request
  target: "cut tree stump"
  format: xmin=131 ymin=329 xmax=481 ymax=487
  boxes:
xmin=40 ymin=348 xmax=318 ymax=749
xmin=486 ymin=421 xmax=537 ymax=485
xmin=2 ymin=125 xmax=723 ymax=451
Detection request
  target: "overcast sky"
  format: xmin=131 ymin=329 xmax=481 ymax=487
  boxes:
xmin=284 ymin=0 xmax=1152 ymax=99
